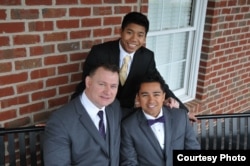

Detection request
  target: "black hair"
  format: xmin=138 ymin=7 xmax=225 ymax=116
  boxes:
xmin=121 ymin=12 xmax=149 ymax=34
xmin=137 ymin=71 xmax=166 ymax=93
xmin=88 ymin=63 xmax=119 ymax=77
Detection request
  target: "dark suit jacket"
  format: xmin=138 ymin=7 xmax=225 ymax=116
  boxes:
xmin=120 ymin=106 xmax=200 ymax=166
xmin=43 ymin=97 xmax=122 ymax=166
xmin=72 ymin=39 xmax=188 ymax=111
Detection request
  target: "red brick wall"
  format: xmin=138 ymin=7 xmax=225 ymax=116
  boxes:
xmin=0 ymin=0 xmax=249 ymax=127
xmin=189 ymin=0 xmax=250 ymax=115
xmin=0 ymin=0 xmax=147 ymax=127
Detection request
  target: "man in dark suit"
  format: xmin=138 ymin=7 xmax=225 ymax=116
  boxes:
xmin=43 ymin=64 xmax=122 ymax=166
xmin=120 ymin=72 xmax=200 ymax=166
xmin=72 ymin=12 xmax=196 ymax=120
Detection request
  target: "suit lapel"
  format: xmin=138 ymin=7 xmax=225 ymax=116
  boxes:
xmin=163 ymin=107 xmax=172 ymax=158
xmin=138 ymin=111 xmax=164 ymax=158
xmin=74 ymin=98 xmax=109 ymax=156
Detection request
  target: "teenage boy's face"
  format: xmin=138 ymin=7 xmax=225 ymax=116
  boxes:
xmin=120 ymin=23 xmax=146 ymax=53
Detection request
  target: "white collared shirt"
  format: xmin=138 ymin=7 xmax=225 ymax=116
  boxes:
xmin=143 ymin=109 xmax=165 ymax=149
xmin=119 ymin=41 xmax=135 ymax=75
xmin=80 ymin=91 xmax=107 ymax=131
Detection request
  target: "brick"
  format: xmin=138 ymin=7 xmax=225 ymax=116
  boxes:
xmin=104 ymin=16 xmax=122 ymax=25
xmin=19 ymin=102 xmax=45 ymax=115
xmin=4 ymin=117 xmax=31 ymax=128
xmin=104 ymin=0 xmax=122 ymax=3
xmin=48 ymin=96 xmax=69 ymax=108
xmin=114 ymin=6 xmax=132 ymax=14
xmin=93 ymin=28 xmax=112 ymax=37
xmin=26 ymin=0 xmax=52 ymax=5
xmin=71 ymin=73 xmax=82 ymax=83
xmin=0 ymin=110 xmax=17 ymax=121
xmin=80 ymin=0 xmax=101 ymax=4
xmin=58 ymin=63 xmax=79 ymax=74
xmin=11 ymin=9 xmax=39 ymax=19
xmin=30 ymin=44 xmax=55 ymax=56
xmin=0 ymin=22 xmax=24 ymax=33
xmin=81 ymin=18 xmax=101 ymax=27
xmin=56 ymin=0 xmax=78 ymax=5
xmin=46 ymin=76 xmax=69 ymax=87
xmin=93 ymin=7 xmax=112 ymax=15
xmin=0 ymin=72 xmax=28 ymax=85
xmin=69 ymin=7 xmax=91 ymax=17
xmin=44 ymin=54 xmax=67 ymax=65
xmin=32 ymin=89 xmax=57 ymax=101
xmin=0 ymin=62 xmax=12 ymax=73
xmin=0 ymin=86 xmax=14 ymax=98
xmin=0 ymin=48 xmax=26 ymax=60
xmin=58 ymin=42 xmax=80 ymax=52
xmin=0 ymin=0 xmax=21 ymax=5
xmin=29 ymin=21 xmax=53 ymax=32
xmin=57 ymin=20 xmax=79 ymax=29
xmin=1 ymin=95 xmax=29 ymax=109
xmin=0 ymin=9 xmax=7 ymax=20
xmin=17 ymin=81 xmax=43 ymax=94
xmin=0 ymin=36 xmax=9 ymax=46
xmin=31 ymin=67 xmax=56 ymax=79
xmin=70 ymin=52 xmax=86 ymax=61
xmin=44 ymin=32 xmax=67 ymax=42
xmin=42 ymin=8 xmax=67 ymax=18
xmin=15 ymin=58 xmax=42 ymax=70
xmin=59 ymin=84 xmax=76 ymax=94
xmin=70 ymin=30 xmax=91 ymax=39
xmin=33 ymin=111 xmax=51 ymax=124
xmin=13 ymin=35 xmax=40 ymax=45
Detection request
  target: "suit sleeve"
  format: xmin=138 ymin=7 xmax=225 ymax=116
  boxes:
xmin=120 ymin=123 xmax=138 ymax=166
xmin=43 ymin=113 xmax=71 ymax=166
xmin=183 ymin=112 xmax=201 ymax=149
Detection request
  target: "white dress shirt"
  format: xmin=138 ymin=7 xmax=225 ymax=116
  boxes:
xmin=80 ymin=91 xmax=107 ymax=131
xmin=143 ymin=109 xmax=165 ymax=149
xmin=119 ymin=41 xmax=135 ymax=75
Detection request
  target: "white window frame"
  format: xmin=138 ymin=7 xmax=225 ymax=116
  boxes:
xmin=146 ymin=0 xmax=208 ymax=103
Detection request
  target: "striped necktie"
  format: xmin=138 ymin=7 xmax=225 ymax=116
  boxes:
xmin=97 ymin=110 xmax=105 ymax=139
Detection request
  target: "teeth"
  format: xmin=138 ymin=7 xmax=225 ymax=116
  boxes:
xmin=128 ymin=43 xmax=136 ymax=47
xmin=148 ymin=105 xmax=155 ymax=108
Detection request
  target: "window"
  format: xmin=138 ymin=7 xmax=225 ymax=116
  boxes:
xmin=146 ymin=0 xmax=208 ymax=102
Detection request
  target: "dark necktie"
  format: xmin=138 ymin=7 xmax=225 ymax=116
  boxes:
xmin=147 ymin=116 xmax=165 ymax=126
xmin=98 ymin=111 xmax=106 ymax=139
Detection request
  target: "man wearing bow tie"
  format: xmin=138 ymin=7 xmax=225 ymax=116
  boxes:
xmin=120 ymin=71 xmax=200 ymax=166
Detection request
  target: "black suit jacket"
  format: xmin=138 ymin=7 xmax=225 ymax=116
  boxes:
xmin=72 ymin=39 xmax=188 ymax=111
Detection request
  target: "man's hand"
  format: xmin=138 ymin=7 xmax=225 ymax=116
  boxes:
xmin=188 ymin=112 xmax=198 ymax=122
xmin=164 ymin=97 xmax=180 ymax=108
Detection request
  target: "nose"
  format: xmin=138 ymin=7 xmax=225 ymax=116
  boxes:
xmin=103 ymin=85 xmax=112 ymax=95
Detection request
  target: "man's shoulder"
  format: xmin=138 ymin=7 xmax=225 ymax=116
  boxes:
xmin=122 ymin=108 xmax=142 ymax=125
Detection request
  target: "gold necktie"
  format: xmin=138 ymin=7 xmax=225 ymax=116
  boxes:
xmin=119 ymin=55 xmax=131 ymax=86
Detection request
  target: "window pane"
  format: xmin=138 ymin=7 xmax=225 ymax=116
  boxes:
xmin=148 ymin=0 xmax=193 ymax=31
xmin=146 ymin=32 xmax=189 ymax=90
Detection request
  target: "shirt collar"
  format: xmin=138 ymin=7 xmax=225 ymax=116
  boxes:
xmin=143 ymin=109 xmax=164 ymax=120
xmin=81 ymin=91 xmax=105 ymax=117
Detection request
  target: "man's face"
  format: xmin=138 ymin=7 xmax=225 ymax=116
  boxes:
xmin=120 ymin=23 xmax=146 ymax=53
xmin=85 ymin=67 xmax=119 ymax=108
xmin=137 ymin=82 xmax=165 ymax=117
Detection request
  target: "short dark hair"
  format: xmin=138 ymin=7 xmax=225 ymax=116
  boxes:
xmin=121 ymin=12 xmax=149 ymax=34
xmin=89 ymin=63 xmax=119 ymax=77
xmin=137 ymin=71 xmax=166 ymax=93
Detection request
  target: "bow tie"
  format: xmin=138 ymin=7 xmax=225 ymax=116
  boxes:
xmin=147 ymin=116 xmax=165 ymax=126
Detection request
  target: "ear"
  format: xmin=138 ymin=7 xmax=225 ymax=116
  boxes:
xmin=85 ymin=76 xmax=90 ymax=88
